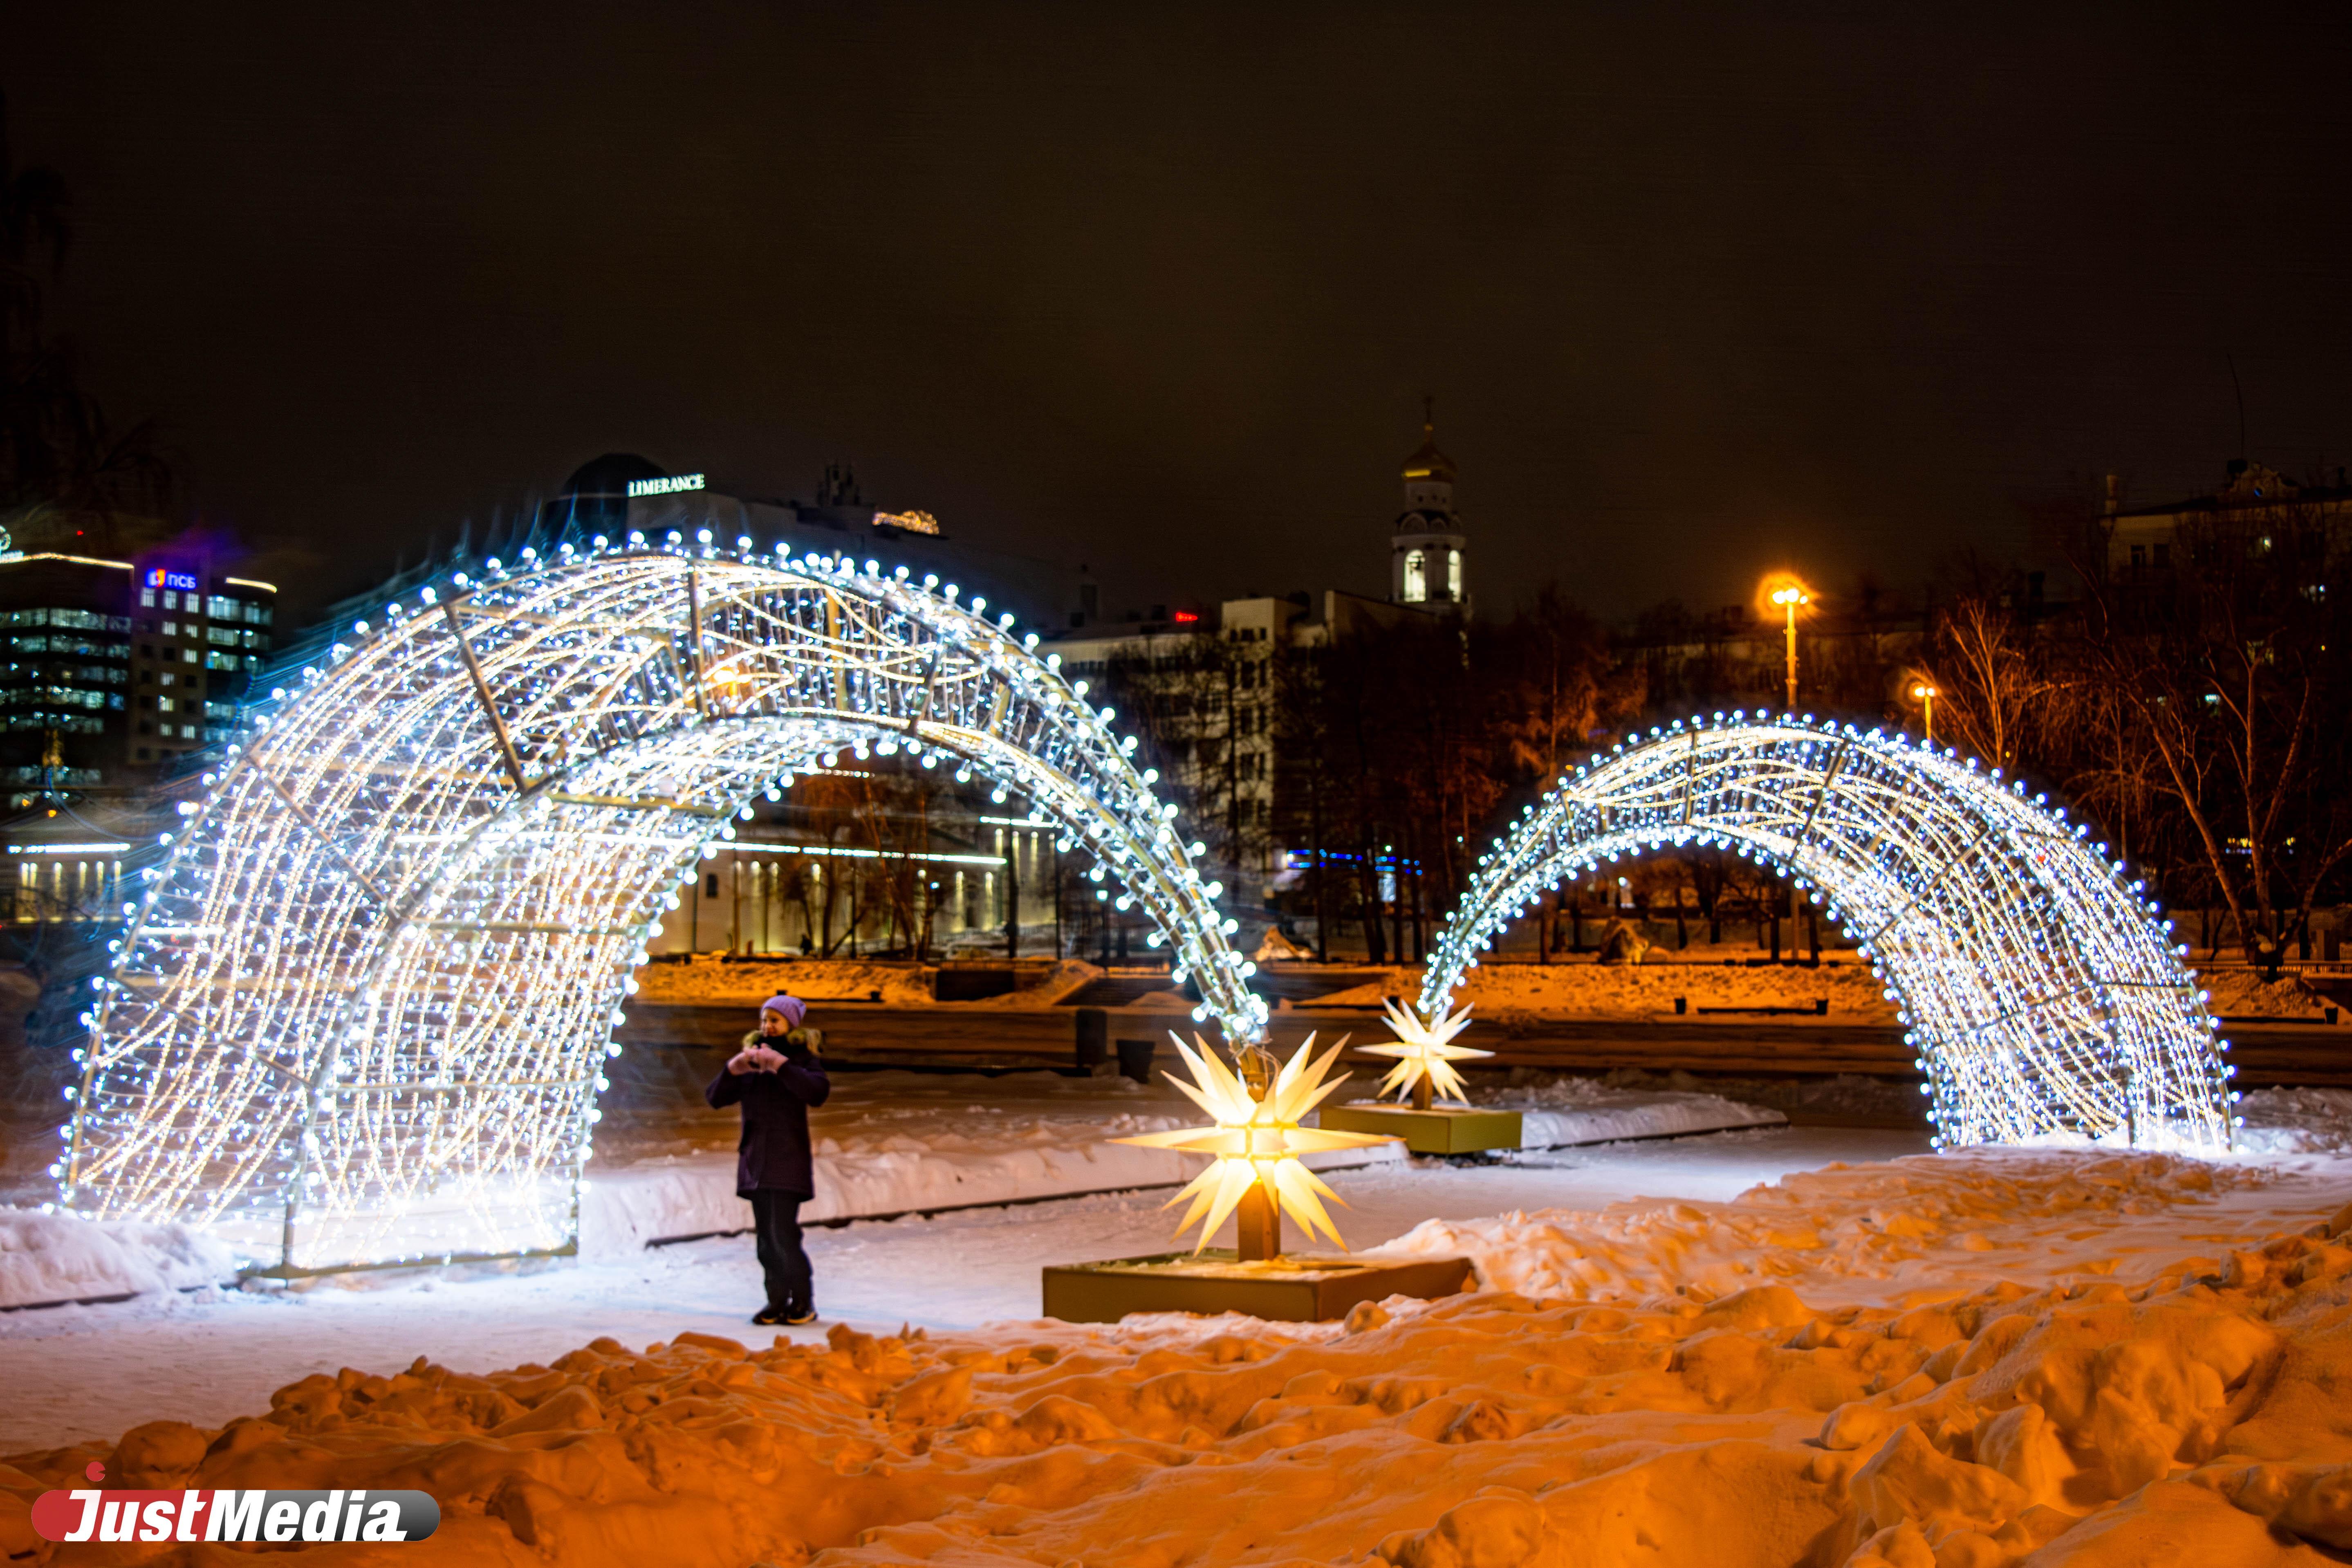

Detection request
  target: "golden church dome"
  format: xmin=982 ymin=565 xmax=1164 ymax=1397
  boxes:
xmin=1401 ymin=422 xmax=1457 ymax=485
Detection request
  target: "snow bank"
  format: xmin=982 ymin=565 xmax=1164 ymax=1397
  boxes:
xmin=581 ymin=1070 xmax=1410 ymax=1257
xmin=579 ymin=1138 xmax=1406 ymax=1256
xmin=11 ymin=1151 xmax=2346 ymax=1568
xmin=580 ymin=1070 xmax=1781 ymax=1256
xmin=0 ymin=1207 xmax=236 ymax=1310
xmin=1462 ymin=1072 xmax=1787 ymax=1146
xmin=2235 ymin=1086 xmax=2352 ymax=1153
xmin=629 ymin=956 xmax=1101 ymax=1008
xmin=1307 ymin=957 xmax=1901 ymax=1021
xmin=1371 ymin=1148 xmax=2290 ymax=1307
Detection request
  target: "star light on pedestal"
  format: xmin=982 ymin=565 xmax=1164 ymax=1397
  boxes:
xmin=1112 ymin=1033 xmax=1393 ymax=1252
xmin=1360 ymin=998 xmax=1488 ymax=1109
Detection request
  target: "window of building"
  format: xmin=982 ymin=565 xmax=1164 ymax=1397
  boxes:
xmin=2130 ymin=544 xmax=2147 ymax=572
xmin=1402 ymin=550 xmax=1426 ymax=602
xmin=1447 ymin=551 xmax=1462 ymax=599
xmin=704 ymin=872 xmax=720 ymax=898
xmin=2154 ymin=541 xmax=2171 ymax=569
xmin=140 ymin=588 xmax=156 ymax=608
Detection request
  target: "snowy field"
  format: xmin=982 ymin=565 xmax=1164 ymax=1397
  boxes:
xmin=1 ymin=1136 xmax=2345 ymax=1565
xmin=0 ymin=1118 xmax=1873 ymax=1453
xmin=0 ymin=1061 xmax=1785 ymax=1308
xmin=4 ymin=1076 xmax=2352 ymax=1565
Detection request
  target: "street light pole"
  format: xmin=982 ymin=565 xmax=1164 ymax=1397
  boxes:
xmin=1770 ymin=585 xmax=1810 ymax=710
xmin=1911 ymin=683 xmax=1938 ymax=743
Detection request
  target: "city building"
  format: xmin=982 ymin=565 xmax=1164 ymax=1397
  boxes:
xmin=647 ymin=781 xmax=1060 ymax=962
xmin=2101 ymin=460 xmax=2352 ymax=579
xmin=0 ymin=532 xmax=276 ymax=800
xmin=547 ymin=453 xmax=1083 ymax=630
xmin=1049 ymin=589 xmax=1430 ymax=920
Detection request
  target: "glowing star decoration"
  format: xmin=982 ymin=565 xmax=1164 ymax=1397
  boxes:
xmin=1420 ymin=716 xmax=2231 ymax=1152
xmin=1361 ymin=997 xmax=1488 ymax=1108
xmin=1112 ymin=1034 xmax=1393 ymax=1252
xmin=61 ymin=541 xmax=1266 ymax=1274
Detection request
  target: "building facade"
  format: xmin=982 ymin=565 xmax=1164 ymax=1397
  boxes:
xmin=0 ymin=539 xmax=276 ymax=800
xmin=2101 ymin=461 xmax=2352 ymax=581
xmin=539 ymin=454 xmax=1083 ymax=632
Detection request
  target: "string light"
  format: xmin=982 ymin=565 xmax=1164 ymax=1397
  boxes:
xmin=1419 ymin=717 xmax=2231 ymax=1151
xmin=61 ymin=544 xmax=1266 ymax=1272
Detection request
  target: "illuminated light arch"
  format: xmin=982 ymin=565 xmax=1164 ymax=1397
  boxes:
xmin=1420 ymin=716 xmax=2234 ymax=1151
xmin=62 ymin=538 xmax=1266 ymax=1271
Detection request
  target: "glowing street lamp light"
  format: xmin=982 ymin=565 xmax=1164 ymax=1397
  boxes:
xmin=1911 ymin=682 xmax=1939 ymax=742
xmin=1769 ymin=582 xmax=1812 ymax=709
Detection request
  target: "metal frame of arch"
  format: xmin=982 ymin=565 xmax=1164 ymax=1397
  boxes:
xmin=1419 ymin=716 xmax=2235 ymax=1151
xmin=61 ymin=540 xmax=1267 ymax=1272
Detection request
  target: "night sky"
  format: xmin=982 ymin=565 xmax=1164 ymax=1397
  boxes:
xmin=14 ymin=6 xmax=2352 ymax=624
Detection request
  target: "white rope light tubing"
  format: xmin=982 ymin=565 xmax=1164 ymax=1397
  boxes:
xmin=57 ymin=535 xmax=1267 ymax=1272
xmin=1419 ymin=714 xmax=2233 ymax=1151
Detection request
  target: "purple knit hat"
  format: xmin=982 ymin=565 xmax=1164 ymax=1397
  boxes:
xmin=759 ymin=994 xmax=807 ymax=1027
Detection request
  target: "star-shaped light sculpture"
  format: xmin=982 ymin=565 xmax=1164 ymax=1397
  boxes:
xmin=1360 ymin=998 xmax=1488 ymax=1108
xmin=1112 ymin=1033 xmax=1394 ymax=1252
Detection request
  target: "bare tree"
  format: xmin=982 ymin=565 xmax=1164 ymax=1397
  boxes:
xmin=1921 ymin=594 xmax=2059 ymax=773
xmin=2075 ymin=500 xmax=2352 ymax=960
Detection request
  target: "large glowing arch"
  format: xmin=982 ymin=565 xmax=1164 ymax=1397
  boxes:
xmin=62 ymin=539 xmax=1267 ymax=1271
xmin=1422 ymin=716 xmax=2234 ymax=1150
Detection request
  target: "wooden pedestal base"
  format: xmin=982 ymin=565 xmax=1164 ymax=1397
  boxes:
xmin=1041 ymin=1250 xmax=1472 ymax=1323
xmin=1315 ymin=1101 xmax=1524 ymax=1155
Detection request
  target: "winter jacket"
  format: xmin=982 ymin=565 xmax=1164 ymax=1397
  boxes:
xmin=704 ymin=1029 xmax=832 ymax=1198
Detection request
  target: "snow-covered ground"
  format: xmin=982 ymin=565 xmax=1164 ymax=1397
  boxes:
xmin=4 ymin=1134 xmax=2346 ymax=1566
xmin=6 ymin=1070 xmax=2351 ymax=1566
xmin=634 ymin=949 xmax=2344 ymax=1024
xmin=0 ymin=1062 xmax=1783 ymax=1308
xmin=0 ymin=1124 xmax=1922 ymax=1452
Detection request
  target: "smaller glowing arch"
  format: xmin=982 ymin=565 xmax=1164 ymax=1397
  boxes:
xmin=1421 ymin=716 xmax=2233 ymax=1150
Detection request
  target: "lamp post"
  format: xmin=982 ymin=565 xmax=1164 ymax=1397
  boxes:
xmin=1911 ymin=682 xmax=1938 ymax=742
xmin=1770 ymin=585 xmax=1811 ymax=710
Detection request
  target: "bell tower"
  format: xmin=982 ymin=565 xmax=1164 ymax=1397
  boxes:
xmin=1390 ymin=398 xmax=1469 ymax=613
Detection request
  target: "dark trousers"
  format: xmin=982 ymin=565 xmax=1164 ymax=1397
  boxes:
xmin=748 ymin=1189 xmax=812 ymax=1312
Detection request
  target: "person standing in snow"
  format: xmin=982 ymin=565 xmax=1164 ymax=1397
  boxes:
xmin=704 ymin=994 xmax=831 ymax=1326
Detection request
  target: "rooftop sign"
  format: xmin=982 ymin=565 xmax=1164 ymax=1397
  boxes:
xmin=625 ymin=473 xmax=705 ymax=498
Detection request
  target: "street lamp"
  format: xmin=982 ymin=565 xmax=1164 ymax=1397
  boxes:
xmin=1911 ymin=682 xmax=1938 ymax=742
xmin=1769 ymin=583 xmax=1811 ymax=710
